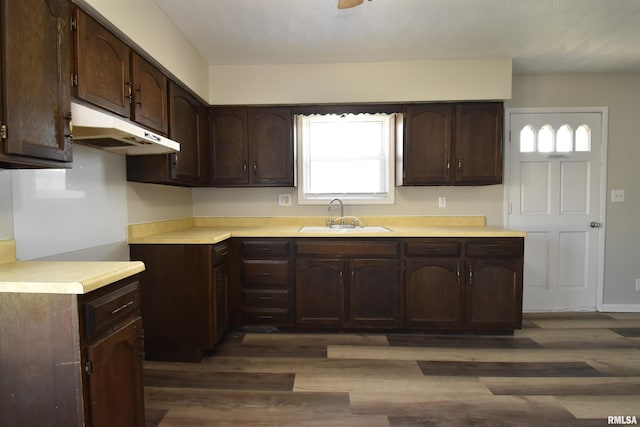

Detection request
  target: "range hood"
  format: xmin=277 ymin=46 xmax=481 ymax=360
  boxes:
xmin=70 ymin=102 xmax=180 ymax=155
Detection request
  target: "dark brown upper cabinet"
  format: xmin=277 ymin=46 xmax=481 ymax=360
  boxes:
xmin=73 ymin=8 xmax=168 ymax=135
xmin=0 ymin=0 xmax=73 ymax=168
xmin=126 ymin=81 xmax=209 ymax=186
xmin=211 ymin=106 xmax=294 ymax=187
xmin=402 ymin=102 xmax=503 ymax=186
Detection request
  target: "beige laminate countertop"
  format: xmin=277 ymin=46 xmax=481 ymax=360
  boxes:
xmin=0 ymin=239 xmax=145 ymax=295
xmin=128 ymin=216 xmax=526 ymax=244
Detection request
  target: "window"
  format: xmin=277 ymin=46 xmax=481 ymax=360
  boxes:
xmin=518 ymin=123 xmax=592 ymax=154
xmin=296 ymin=113 xmax=398 ymax=205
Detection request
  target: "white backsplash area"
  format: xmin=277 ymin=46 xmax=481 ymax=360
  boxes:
xmin=0 ymin=170 xmax=13 ymax=240
xmin=11 ymin=145 xmax=128 ymax=260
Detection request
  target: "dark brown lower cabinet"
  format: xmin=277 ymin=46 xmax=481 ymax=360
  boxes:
xmin=295 ymin=239 xmax=401 ymax=329
xmin=0 ymin=276 xmax=144 ymax=427
xmin=129 ymin=242 xmax=229 ymax=362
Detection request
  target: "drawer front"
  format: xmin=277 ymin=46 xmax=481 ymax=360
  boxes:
xmin=243 ymin=289 xmax=291 ymax=309
xmin=212 ymin=242 xmax=229 ymax=266
xmin=405 ymin=239 xmax=461 ymax=257
xmin=84 ymin=281 xmax=140 ymax=340
xmin=243 ymin=309 xmax=292 ymax=326
xmin=242 ymin=260 xmax=290 ymax=288
xmin=466 ymin=238 xmax=524 ymax=258
xmin=242 ymin=240 xmax=290 ymax=257
xmin=296 ymin=240 xmax=399 ymax=257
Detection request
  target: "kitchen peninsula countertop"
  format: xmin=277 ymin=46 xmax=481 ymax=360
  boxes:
xmin=128 ymin=216 xmax=526 ymax=244
xmin=0 ymin=239 xmax=145 ymax=294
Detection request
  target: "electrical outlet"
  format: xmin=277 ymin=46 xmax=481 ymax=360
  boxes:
xmin=611 ymin=189 xmax=625 ymax=203
xmin=636 ymin=278 xmax=640 ymax=292
xmin=278 ymin=194 xmax=291 ymax=206
xmin=438 ymin=196 xmax=447 ymax=208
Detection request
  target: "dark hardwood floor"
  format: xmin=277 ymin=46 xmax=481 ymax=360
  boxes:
xmin=144 ymin=312 xmax=640 ymax=426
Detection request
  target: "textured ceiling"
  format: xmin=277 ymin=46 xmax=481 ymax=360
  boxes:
xmin=153 ymin=0 xmax=640 ymax=73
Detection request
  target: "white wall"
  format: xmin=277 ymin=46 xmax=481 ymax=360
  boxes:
xmin=0 ymin=171 xmax=13 ymax=239
xmin=508 ymin=73 xmax=640 ymax=307
xmin=210 ymin=59 xmax=512 ymax=105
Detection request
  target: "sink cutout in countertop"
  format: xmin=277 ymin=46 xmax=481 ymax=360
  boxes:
xmin=299 ymin=226 xmax=391 ymax=233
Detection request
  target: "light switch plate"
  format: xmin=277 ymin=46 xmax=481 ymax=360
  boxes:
xmin=438 ymin=196 xmax=447 ymax=208
xmin=611 ymin=189 xmax=625 ymax=203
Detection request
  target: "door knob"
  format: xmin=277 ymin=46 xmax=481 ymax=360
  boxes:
xmin=590 ymin=222 xmax=602 ymax=228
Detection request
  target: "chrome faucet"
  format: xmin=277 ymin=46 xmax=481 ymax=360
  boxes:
xmin=328 ymin=198 xmax=344 ymax=226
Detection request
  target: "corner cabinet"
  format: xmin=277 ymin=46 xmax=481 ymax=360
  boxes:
xmin=0 ymin=276 xmax=144 ymax=426
xmin=211 ymin=106 xmax=294 ymax=187
xmin=402 ymin=102 xmax=503 ymax=185
xmin=129 ymin=243 xmax=229 ymax=362
xmin=0 ymin=0 xmax=73 ymax=168
xmin=295 ymin=239 xmax=401 ymax=329
xmin=126 ymin=81 xmax=210 ymax=186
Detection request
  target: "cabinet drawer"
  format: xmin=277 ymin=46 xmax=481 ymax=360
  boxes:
xmin=243 ymin=289 xmax=291 ymax=309
xmin=405 ymin=239 xmax=461 ymax=257
xmin=243 ymin=308 xmax=291 ymax=326
xmin=242 ymin=240 xmax=290 ymax=257
xmin=466 ymin=239 xmax=523 ymax=258
xmin=242 ymin=260 xmax=290 ymax=288
xmin=83 ymin=281 xmax=140 ymax=340
xmin=212 ymin=242 xmax=229 ymax=266
xmin=296 ymin=240 xmax=399 ymax=257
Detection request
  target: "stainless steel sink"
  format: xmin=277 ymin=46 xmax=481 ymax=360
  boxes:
xmin=298 ymin=225 xmax=391 ymax=233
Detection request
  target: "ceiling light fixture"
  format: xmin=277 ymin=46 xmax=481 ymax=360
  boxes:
xmin=338 ymin=0 xmax=370 ymax=9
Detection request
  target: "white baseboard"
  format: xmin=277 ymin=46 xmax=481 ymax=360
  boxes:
xmin=600 ymin=304 xmax=640 ymax=312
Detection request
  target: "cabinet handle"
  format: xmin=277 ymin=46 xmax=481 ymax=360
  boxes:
xmin=258 ymin=272 xmax=272 ymax=277
xmin=125 ymin=81 xmax=133 ymax=103
xmin=458 ymin=159 xmax=463 ymax=169
xmin=111 ymin=300 xmax=134 ymax=315
xmin=456 ymin=264 xmax=461 ymax=286
xmin=253 ymin=161 xmax=257 ymax=175
xmin=446 ymin=161 xmax=450 ymax=171
xmin=135 ymin=85 xmax=142 ymax=107
xmin=258 ymin=315 xmax=273 ymax=320
xmin=243 ymin=161 xmax=247 ymax=175
xmin=258 ymin=296 xmax=273 ymax=301
xmin=468 ymin=266 xmax=473 ymax=286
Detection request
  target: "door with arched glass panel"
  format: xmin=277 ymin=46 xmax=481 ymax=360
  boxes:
xmin=506 ymin=109 xmax=606 ymax=311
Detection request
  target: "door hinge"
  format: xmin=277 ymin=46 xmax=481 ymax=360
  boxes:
xmin=71 ymin=16 xmax=77 ymax=31
xmin=0 ymin=124 xmax=7 ymax=140
xmin=71 ymin=74 xmax=78 ymax=87
xmin=84 ymin=360 xmax=93 ymax=376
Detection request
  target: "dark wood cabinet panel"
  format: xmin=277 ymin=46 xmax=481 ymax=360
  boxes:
xmin=126 ymin=81 xmax=209 ymax=186
xmin=295 ymin=258 xmax=345 ymax=327
xmin=211 ymin=106 xmax=294 ymax=187
xmin=129 ymin=243 xmax=229 ymax=362
xmin=86 ymin=318 xmax=145 ymax=427
xmin=402 ymin=102 xmax=503 ymax=186
xmin=454 ymin=102 xmax=503 ymax=185
xmin=131 ymin=52 xmax=168 ymax=134
xmin=405 ymin=258 xmax=464 ymax=328
xmin=403 ymin=104 xmax=453 ymax=185
xmin=0 ymin=0 xmax=72 ymax=168
xmin=349 ymin=259 xmax=400 ymax=327
xmin=211 ymin=107 xmax=249 ymax=185
xmin=248 ymin=107 xmax=294 ymax=186
xmin=0 ymin=276 xmax=144 ymax=426
xmin=73 ymin=7 xmax=131 ymax=118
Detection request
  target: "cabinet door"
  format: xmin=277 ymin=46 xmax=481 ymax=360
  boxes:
xmin=249 ymin=107 xmax=294 ymax=186
xmin=131 ymin=53 xmax=168 ymax=134
xmin=169 ymin=82 xmax=208 ymax=185
xmin=349 ymin=259 xmax=400 ymax=328
xmin=454 ymin=102 xmax=503 ymax=185
xmin=295 ymin=258 xmax=344 ymax=327
xmin=74 ymin=8 xmax=131 ymax=118
xmin=403 ymin=104 xmax=453 ymax=185
xmin=465 ymin=258 xmax=523 ymax=329
xmin=86 ymin=318 xmax=144 ymax=427
xmin=212 ymin=261 xmax=229 ymax=347
xmin=211 ymin=107 xmax=249 ymax=185
xmin=405 ymin=258 xmax=464 ymax=328
xmin=1 ymin=0 xmax=72 ymax=167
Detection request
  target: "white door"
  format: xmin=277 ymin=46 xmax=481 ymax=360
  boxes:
xmin=505 ymin=108 xmax=607 ymax=311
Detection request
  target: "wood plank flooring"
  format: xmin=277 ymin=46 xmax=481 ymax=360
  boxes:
xmin=144 ymin=312 xmax=640 ymax=426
